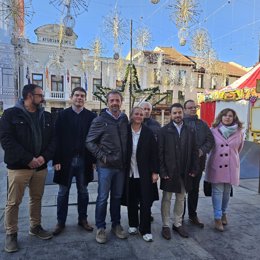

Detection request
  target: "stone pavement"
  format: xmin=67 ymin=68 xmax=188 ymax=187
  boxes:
xmin=1 ymin=161 xmax=260 ymax=260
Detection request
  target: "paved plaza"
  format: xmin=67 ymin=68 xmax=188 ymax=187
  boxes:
xmin=0 ymin=161 xmax=260 ymax=259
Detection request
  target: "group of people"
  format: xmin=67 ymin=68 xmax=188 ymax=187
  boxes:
xmin=0 ymin=84 xmax=244 ymax=253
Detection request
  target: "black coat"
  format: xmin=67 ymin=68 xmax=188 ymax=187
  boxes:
xmin=158 ymin=121 xmax=199 ymax=193
xmin=0 ymin=103 xmax=55 ymax=170
xmin=53 ymin=107 xmax=96 ymax=186
xmin=122 ymin=124 xmax=159 ymax=206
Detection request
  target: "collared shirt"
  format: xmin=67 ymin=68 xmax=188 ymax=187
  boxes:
xmin=173 ymin=121 xmax=183 ymax=136
xmin=106 ymin=109 xmax=122 ymax=120
xmin=130 ymin=127 xmax=141 ymax=178
xmin=72 ymin=105 xmax=84 ymax=114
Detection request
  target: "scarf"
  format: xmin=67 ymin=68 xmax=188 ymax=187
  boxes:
xmin=218 ymin=123 xmax=238 ymax=139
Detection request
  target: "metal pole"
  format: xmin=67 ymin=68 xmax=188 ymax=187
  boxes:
xmin=100 ymin=60 xmax=102 ymax=112
xmin=129 ymin=19 xmax=133 ymax=113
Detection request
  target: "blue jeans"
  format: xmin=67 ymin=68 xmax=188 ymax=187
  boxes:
xmin=212 ymin=183 xmax=232 ymax=220
xmin=57 ymin=157 xmax=89 ymax=225
xmin=95 ymin=167 xmax=125 ymax=229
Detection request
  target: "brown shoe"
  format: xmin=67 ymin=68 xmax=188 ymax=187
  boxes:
xmin=161 ymin=227 xmax=171 ymax=240
xmin=221 ymin=214 xmax=227 ymax=225
xmin=214 ymin=219 xmax=224 ymax=232
xmin=53 ymin=223 xmax=65 ymax=236
xmin=172 ymin=225 xmax=189 ymax=238
xmin=189 ymin=216 xmax=204 ymax=228
xmin=78 ymin=220 xmax=94 ymax=232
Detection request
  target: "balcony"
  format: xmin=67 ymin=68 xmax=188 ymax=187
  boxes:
xmin=49 ymin=91 xmax=65 ymax=99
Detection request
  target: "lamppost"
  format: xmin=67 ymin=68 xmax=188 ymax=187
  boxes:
xmin=129 ymin=19 xmax=133 ymax=113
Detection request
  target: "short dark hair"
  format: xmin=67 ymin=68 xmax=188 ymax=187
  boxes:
xmin=170 ymin=103 xmax=183 ymax=112
xmin=183 ymin=99 xmax=195 ymax=109
xmin=71 ymin=87 xmax=86 ymax=97
xmin=22 ymin=84 xmax=42 ymax=100
xmin=106 ymin=90 xmax=123 ymax=102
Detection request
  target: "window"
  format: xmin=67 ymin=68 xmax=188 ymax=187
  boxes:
xmin=197 ymin=74 xmax=204 ymax=89
xmin=32 ymin=73 xmax=43 ymax=88
xmin=166 ymin=90 xmax=173 ymax=105
xmin=225 ymin=77 xmax=229 ymax=86
xmin=116 ymin=80 xmax=123 ymax=90
xmin=93 ymin=78 xmax=101 ymax=101
xmin=51 ymin=75 xmax=64 ymax=91
xmin=178 ymin=90 xmax=185 ymax=103
xmin=211 ymin=76 xmax=217 ymax=90
xmin=2 ymin=68 xmax=13 ymax=87
xmin=71 ymin=76 xmax=81 ymax=90
xmin=153 ymin=68 xmax=161 ymax=84
xmin=178 ymin=70 xmax=186 ymax=85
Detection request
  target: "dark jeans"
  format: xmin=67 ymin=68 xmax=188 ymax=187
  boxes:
xmin=184 ymin=171 xmax=203 ymax=218
xmin=57 ymin=157 xmax=89 ymax=225
xmin=127 ymin=178 xmax=151 ymax=235
xmin=95 ymin=167 xmax=125 ymax=229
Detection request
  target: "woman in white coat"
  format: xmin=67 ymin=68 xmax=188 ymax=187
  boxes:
xmin=205 ymin=108 xmax=244 ymax=232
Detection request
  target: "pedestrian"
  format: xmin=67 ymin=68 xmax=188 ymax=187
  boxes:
xmin=124 ymin=107 xmax=159 ymax=242
xmin=52 ymin=87 xmax=96 ymax=236
xmin=0 ymin=84 xmax=55 ymax=253
xmin=140 ymin=101 xmax=161 ymax=222
xmin=205 ymin=108 xmax=244 ymax=232
xmin=159 ymin=103 xmax=198 ymax=240
xmin=183 ymin=100 xmax=215 ymax=228
xmin=86 ymin=90 xmax=128 ymax=244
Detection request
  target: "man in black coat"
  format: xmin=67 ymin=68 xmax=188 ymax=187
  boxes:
xmin=159 ymin=103 xmax=198 ymax=240
xmin=53 ymin=87 xmax=96 ymax=236
xmin=183 ymin=100 xmax=215 ymax=228
xmin=0 ymin=84 xmax=55 ymax=253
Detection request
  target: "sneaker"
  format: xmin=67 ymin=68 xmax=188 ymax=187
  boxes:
xmin=142 ymin=233 xmax=153 ymax=242
xmin=189 ymin=216 xmax=204 ymax=228
xmin=96 ymin=228 xmax=107 ymax=244
xmin=29 ymin=225 xmax=53 ymax=240
xmin=112 ymin=224 xmax=128 ymax=239
xmin=128 ymin=227 xmax=138 ymax=235
xmin=5 ymin=233 xmax=18 ymax=253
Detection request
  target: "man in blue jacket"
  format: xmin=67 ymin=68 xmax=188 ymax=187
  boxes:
xmin=0 ymin=84 xmax=55 ymax=253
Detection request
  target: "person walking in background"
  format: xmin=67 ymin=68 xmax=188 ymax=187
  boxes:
xmin=52 ymin=87 xmax=96 ymax=236
xmin=86 ymin=90 xmax=128 ymax=244
xmin=159 ymin=103 xmax=198 ymax=240
xmin=124 ymin=107 xmax=159 ymax=242
xmin=183 ymin=100 xmax=215 ymax=228
xmin=205 ymin=108 xmax=244 ymax=232
xmin=0 ymin=84 xmax=55 ymax=253
xmin=140 ymin=101 xmax=161 ymax=222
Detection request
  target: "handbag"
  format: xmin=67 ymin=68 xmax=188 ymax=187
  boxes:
xmin=203 ymin=181 xmax=212 ymax=196
xmin=203 ymin=181 xmax=233 ymax=197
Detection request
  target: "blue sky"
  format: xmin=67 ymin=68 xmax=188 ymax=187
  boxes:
xmin=25 ymin=0 xmax=260 ymax=68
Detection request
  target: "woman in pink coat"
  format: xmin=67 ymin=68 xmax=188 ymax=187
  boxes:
xmin=205 ymin=108 xmax=244 ymax=232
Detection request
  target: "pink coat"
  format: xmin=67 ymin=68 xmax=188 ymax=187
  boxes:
xmin=205 ymin=127 xmax=244 ymax=186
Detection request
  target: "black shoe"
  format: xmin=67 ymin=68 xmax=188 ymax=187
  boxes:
xmin=150 ymin=215 xmax=154 ymax=222
xmin=53 ymin=223 xmax=65 ymax=236
xmin=172 ymin=225 xmax=189 ymax=238
xmin=161 ymin=227 xmax=171 ymax=240
xmin=189 ymin=216 xmax=204 ymax=228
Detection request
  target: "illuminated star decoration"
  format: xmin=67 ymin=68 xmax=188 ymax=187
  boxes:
xmin=169 ymin=0 xmax=200 ymax=46
xmin=49 ymin=0 xmax=89 ymax=16
xmin=135 ymin=27 xmax=152 ymax=51
xmin=89 ymin=38 xmax=104 ymax=71
xmin=0 ymin=0 xmax=34 ymax=37
xmin=103 ymin=8 xmax=128 ymax=57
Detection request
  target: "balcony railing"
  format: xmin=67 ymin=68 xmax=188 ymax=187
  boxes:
xmin=50 ymin=91 xmax=65 ymax=99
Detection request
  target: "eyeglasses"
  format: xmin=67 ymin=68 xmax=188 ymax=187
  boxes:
xmin=186 ymin=106 xmax=198 ymax=110
xmin=33 ymin=94 xmax=45 ymax=98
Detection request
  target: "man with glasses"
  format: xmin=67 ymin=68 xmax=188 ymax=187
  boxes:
xmin=183 ymin=100 xmax=215 ymax=228
xmin=0 ymin=84 xmax=55 ymax=252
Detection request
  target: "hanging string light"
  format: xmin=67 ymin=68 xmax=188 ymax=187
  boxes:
xmin=135 ymin=27 xmax=152 ymax=51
